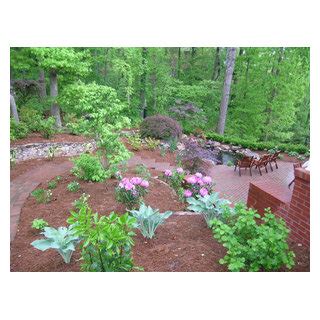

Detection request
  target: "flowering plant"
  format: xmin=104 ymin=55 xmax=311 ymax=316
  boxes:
xmin=183 ymin=172 xmax=213 ymax=198
xmin=162 ymin=167 xmax=186 ymax=200
xmin=115 ymin=176 xmax=149 ymax=209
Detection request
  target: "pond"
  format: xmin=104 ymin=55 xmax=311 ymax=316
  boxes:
xmin=217 ymin=151 xmax=240 ymax=165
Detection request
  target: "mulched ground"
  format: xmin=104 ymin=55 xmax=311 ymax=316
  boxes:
xmin=10 ymin=133 xmax=92 ymax=146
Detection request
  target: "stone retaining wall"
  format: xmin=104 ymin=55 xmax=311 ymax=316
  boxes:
xmin=11 ymin=140 xmax=97 ymax=162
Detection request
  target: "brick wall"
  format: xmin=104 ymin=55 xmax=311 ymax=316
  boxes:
xmin=247 ymin=168 xmax=310 ymax=247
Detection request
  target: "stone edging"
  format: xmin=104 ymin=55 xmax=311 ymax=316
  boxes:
xmin=10 ymin=140 xmax=97 ymax=162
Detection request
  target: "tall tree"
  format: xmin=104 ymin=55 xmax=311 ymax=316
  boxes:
xmin=212 ymin=47 xmax=221 ymax=81
xmin=140 ymin=47 xmax=148 ymax=118
xmin=217 ymin=47 xmax=237 ymax=135
xmin=10 ymin=85 xmax=19 ymax=123
xmin=38 ymin=69 xmax=47 ymax=99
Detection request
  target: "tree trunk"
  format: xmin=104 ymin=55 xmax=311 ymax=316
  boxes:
xmin=177 ymin=47 xmax=181 ymax=79
xmin=10 ymin=89 xmax=20 ymax=123
xmin=49 ymin=70 xmax=62 ymax=128
xmin=38 ymin=69 xmax=47 ymax=99
xmin=212 ymin=47 xmax=221 ymax=81
xmin=216 ymin=47 xmax=237 ymax=135
xmin=140 ymin=47 xmax=148 ymax=118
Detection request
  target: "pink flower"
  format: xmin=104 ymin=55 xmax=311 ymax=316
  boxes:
xmin=140 ymin=180 xmax=149 ymax=188
xmin=195 ymin=172 xmax=203 ymax=178
xmin=176 ymin=167 xmax=184 ymax=174
xmin=197 ymin=179 xmax=204 ymax=186
xmin=186 ymin=176 xmax=197 ymax=184
xmin=203 ymin=176 xmax=212 ymax=184
xmin=119 ymin=182 xmax=125 ymax=188
xmin=184 ymin=189 xmax=193 ymax=197
xmin=121 ymin=178 xmax=129 ymax=184
xmin=130 ymin=177 xmax=143 ymax=185
xmin=199 ymin=188 xmax=209 ymax=197
xmin=164 ymin=169 xmax=172 ymax=177
xmin=125 ymin=182 xmax=135 ymax=191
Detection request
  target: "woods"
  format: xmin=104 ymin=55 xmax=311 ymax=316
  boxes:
xmin=10 ymin=47 xmax=310 ymax=146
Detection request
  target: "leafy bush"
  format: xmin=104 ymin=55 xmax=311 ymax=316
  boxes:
xmin=187 ymin=193 xmax=231 ymax=226
xmin=31 ymin=218 xmax=49 ymax=230
xmin=226 ymin=160 xmax=233 ymax=167
xmin=162 ymin=168 xmax=185 ymax=200
xmin=211 ymin=206 xmax=295 ymax=271
xmin=39 ymin=117 xmax=56 ymax=138
xmin=47 ymin=180 xmax=57 ymax=190
xmin=31 ymin=226 xmax=79 ymax=264
xmin=184 ymin=172 xmax=214 ymax=198
xmin=140 ymin=115 xmax=182 ymax=140
xmin=67 ymin=198 xmax=138 ymax=272
xmin=10 ymin=119 xmax=29 ymax=140
xmin=127 ymin=133 xmax=142 ymax=151
xmin=115 ymin=177 xmax=149 ymax=209
xmin=168 ymin=137 xmax=178 ymax=152
xmin=135 ymin=164 xmax=151 ymax=181
xmin=20 ymin=107 xmax=43 ymax=132
xmin=288 ymin=151 xmax=299 ymax=157
xmin=144 ymin=137 xmax=160 ymax=150
xmin=71 ymin=154 xmax=107 ymax=182
xmin=129 ymin=203 xmax=173 ymax=239
xmin=31 ymin=189 xmax=52 ymax=204
xmin=67 ymin=181 xmax=80 ymax=192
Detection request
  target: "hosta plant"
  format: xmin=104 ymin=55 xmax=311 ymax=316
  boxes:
xmin=211 ymin=205 xmax=295 ymax=272
xmin=67 ymin=197 xmax=138 ymax=272
xmin=129 ymin=203 xmax=173 ymax=239
xmin=31 ymin=225 xmax=79 ymax=263
xmin=31 ymin=218 xmax=49 ymax=230
xmin=67 ymin=181 xmax=80 ymax=192
xmin=186 ymin=192 xmax=231 ymax=226
xmin=115 ymin=176 xmax=149 ymax=209
xmin=31 ymin=189 xmax=52 ymax=204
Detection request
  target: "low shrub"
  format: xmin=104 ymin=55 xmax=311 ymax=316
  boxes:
xmin=67 ymin=181 xmax=80 ymax=192
xmin=31 ymin=218 xmax=49 ymax=230
xmin=39 ymin=117 xmax=56 ymax=139
xmin=31 ymin=189 xmax=52 ymax=204
xmin=183 ymin=172 xmax=214 ymax=198
xmin=127 ymin=133 xmax=143 ymax=151
xmin=71 ymin=154 xmax=107 ymax=182
xmin=211 ymin=205 xmax=295 ymax=271
xmin=144 ymin=137 xmax=160 ymax=150
xmin=226 ymin=160 xmax=233 ymax=167
xmin=135 ymin=164 xmax=151 ymax=181
xmin=162 ymin=168 xmax=185 ymax=201
xmin=31 ymin=225 xmax=79 ymax=264
xmin=10 ymin=149 xmax=17 ymax=168
xmin=168 ymin=137 xmax=178 ymax=152
xmin=140 ymin=115 xmax=182 ymax=140
xmin=10 ymin=119 xmax=29 ymax=140
xmin=67 ymin=198 xmax=138 ymax=272
xmin=47 ymin=180 xmax=57 ymax=190
xmin=20 ymin=107 xmax=43 ymax=132
xmin=187 ymin=192 xmax=231 ymax=226
xmin=115 ymin=176 xmax=149 ymax=209
xmin=129 ymin=203 xmax=173 ymax=239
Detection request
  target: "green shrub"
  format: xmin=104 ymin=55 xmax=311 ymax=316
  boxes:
xmin=67 ymin=181 xmax=80 ymax=192
xmin=31 ymin=189 xmax=52 ymax=204
xmin=31 ymin=218 xmax=49 ymax=230
xmin=127 ymin=133 xmax=143 ymax=151
xmin=10 ymin=119 xmax=29 ymax=140
xmin=129 ymin=203 xmax=173 ymax=239
xmin=20 ymin=107 xmax=43 ymax=132
xmin=168 ymin=137 xmax=178 ymax=152
xmin=144 ymin=137 xmax=160 ymax=150
xmin=31 ymin=225 xmax=79 ymax=264
xmin=135 ymin=164 xmax=151 ymax=181
xmin=39 ymin=117 xmax=56 ymax=139
xmin=10 ymin=149 xmax=17 ymax=167
xmin=288 ymin=151 xmax=299 ymax=157
xmin=226 ymin=160 xmax=233 ymax=167
xmin=71 ymin=154 xmax=107 ymax=182
xmin=67 ymin=198 xmax=138 ymax=272
xmin=140 ymin=115 xmax=182 ymax=140
xmin=47 ymin=180 xmax=57 ymax=190
xmin=211 ymin=205 xmax=295 ymax=272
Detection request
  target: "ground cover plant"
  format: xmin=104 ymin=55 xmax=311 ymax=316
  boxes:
xmin=211 ymin=204 xmax=295 ymax=272
xmin=31 ymin=189 xmax=52 ymax=204
xmin=129 ymin=203 xmax=173 ymax=239
xmin=31 ymin=218 xmax=49 ymax=230
xmin=67 ymin=196 xmax=138 ymax=272
xmin=67 ymin=181 xmax=80 ymax=192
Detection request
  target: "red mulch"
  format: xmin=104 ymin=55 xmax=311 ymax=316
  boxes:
xmin=11 ymin=133 xmax=92 ymax=146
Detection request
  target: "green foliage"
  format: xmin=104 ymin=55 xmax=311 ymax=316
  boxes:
xmin=55 ymin=175 xmax=62 ymax=182
xmin=39 ymin=117 xmax=56 ymax=139
xmin=129 ymin=203 xmax=173 ymax=239
xmin=31 ymin=189 xmax=52 ymax=204
xmin=67 ymin=198 xmax=138 ymax=272
xmin=31 ymin=218 xmax=49 ymax=230
xmin=127 ymin=133 xmax=143 ymax=151
xmin=47 ymin=145 xmax=59 ymax=160
xmin=187 ymin=193 xmax=232 ymax=226
xmin=160 ymin=145 xmax=167 ymax=157
xmin=144 ymin=137 xmax=160 ymax=150
xmin=20 ymin=107 xmax=44 ymax=132
xmin=31 ymin=226 xmax=79 ymax=264
xmin=288 ymin=151 xmax=299 ymax=157
xmin=71 ymin=154 xmax=107 ymax=182
xmin=10 ymin=149 xmax=17 ymax=168
xmin=67 ymin=181 xmax=80 ymax=192
xmin=47 ymin=180 xmax=57 ymax=190
xmin=135 ymin=164 xmax=151 ymax=181
xmin=10 ymin=119 xmax=29 ymax=140
xmin=168 ymin=137 xmax=178 ymax=152
xmin=226 ymin=160 xmax=233 ymax=167
xmin=211 ymin=206 xmax=295 ymax=271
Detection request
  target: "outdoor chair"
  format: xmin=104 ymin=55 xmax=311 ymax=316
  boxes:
xmin=288 ymin=162 xmax=302 ymax=188
xmin=268 ymin=151 xmax=281 ymax=171
xmin=234 ymin=156 xmax=254 ymax=176
xmin=253 ymin=154 xmax=270 ymax=175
